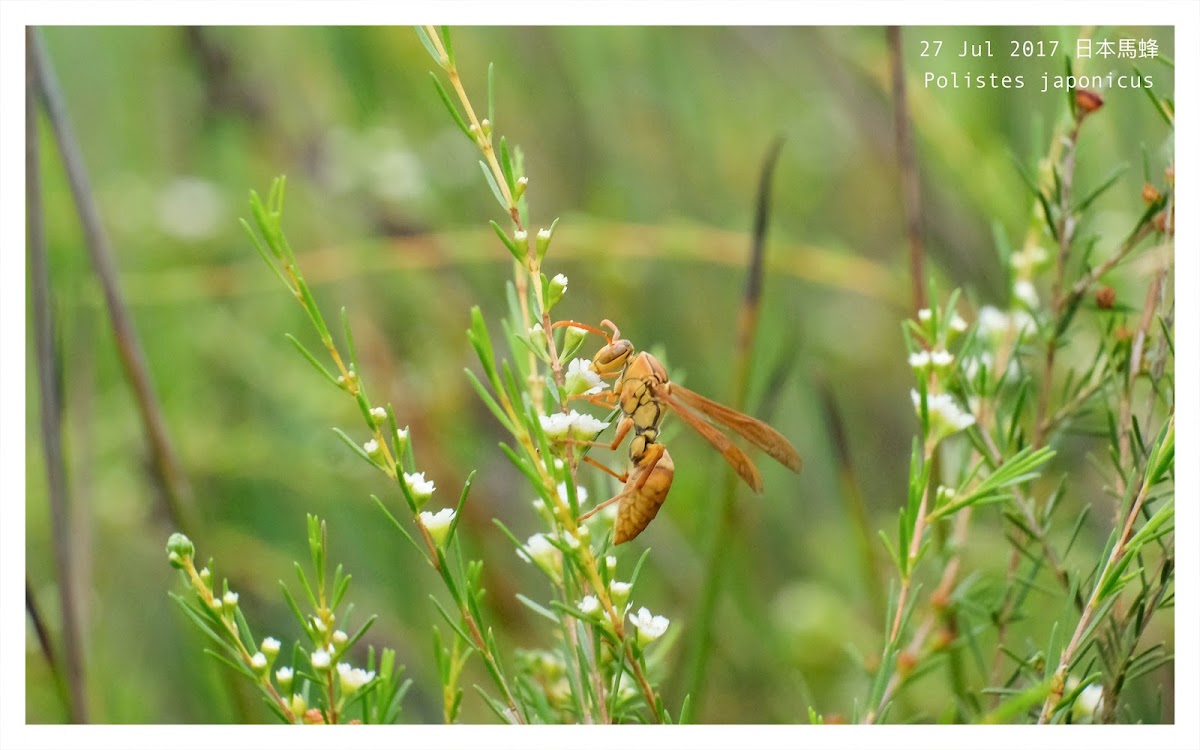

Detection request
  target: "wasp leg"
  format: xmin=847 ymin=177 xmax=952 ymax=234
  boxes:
xmin=581 ymin=455 xmax=628 ymax=482
xmin=578 ymin=488 xmax=633 ymax=523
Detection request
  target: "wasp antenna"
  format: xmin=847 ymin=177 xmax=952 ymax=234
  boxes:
xmin=600 ymin=319 xmax=621 ymax=341
xmin=552 ymin=319 xmax=614 ymax=343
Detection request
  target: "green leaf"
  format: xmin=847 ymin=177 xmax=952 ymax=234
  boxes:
xmin=283 ymin=334 xmax=339 ymax=387
xmin=499 ymin=136 xmax=515 ymax=192
xmin=487 ymin=61 xmax=495 ymax=127
xmin=413 ymin=26 xmax=443 ymax=65
xmin=982 ymin=677 xmax=1053 ymax=723
xmin=515 ymin=593 xmax=560 ymax=623
xmin=438 ymin=26 xmax=455 ymax=66
xmin=489 ymin=220 xmax=523 ymax=260
xmin=332 ymin=427 xmax=378 ymax=470
xmin=479 ymin=160 xmax=508 ymax=212
xmin=1074 ymin=163 xmax=1130 ymax=213
xmin=430 ymin=73 xmax=471 ymax=139
xmin=464 ymin=368 xmax=515 ymax=434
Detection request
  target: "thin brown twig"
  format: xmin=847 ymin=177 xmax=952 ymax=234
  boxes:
xmin=887 ymin=27 xmax=926 ymax=314
xmin=30 ymin=29 xmax=197 ymax=537
xmin=27 ymin=28 xmax=87 ymax=724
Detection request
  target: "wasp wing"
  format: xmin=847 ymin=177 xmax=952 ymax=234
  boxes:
xmin=666 ymin=383 xmax=802 ymax=472
xmin=661 ymin=392 xmax=764 ymax=492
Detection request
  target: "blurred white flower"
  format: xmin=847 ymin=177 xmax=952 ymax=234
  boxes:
xmin=311 ymin=648 xmax=331 ymax=670
xmin=157 ymin=176 xmax=228 ymax=242
xmin=557 ymin=482 xmax=589 ymax=506
xmin=337 ymin=662 xmax=376 ymax=694
xmin=1013 ymin=280 xmax=1039 ymax=308
xmin=912 ymin=390 xmax=975 ymax=441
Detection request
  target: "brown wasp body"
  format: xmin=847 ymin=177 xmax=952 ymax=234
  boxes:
xmin=561 ymin=320 xmax=802 ymax=543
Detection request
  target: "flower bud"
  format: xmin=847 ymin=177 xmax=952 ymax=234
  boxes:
xmin=559 ymin=325 xmax=588 ymax=361
xmin=546 ymin=273 xmax=568 ymax=311
xmin=1074 ymin=88 xmax=1104 ymax=117
xmin=535 ymin=226 xmax=553 ymax=262
xmin=1095 ymin=286 xmax=1116 ymax=310
xmin=609 ymin=581 xmax=632 ymax=612
xmin=369 ymin=406 xmax=387 ymax=426
xmin=166 ymin=533 xmax=194 ymax=567
xmin=420 ymin=508 xmax=456 ymax=548
xmin=276 ymin=666 xmax=294 ymax=693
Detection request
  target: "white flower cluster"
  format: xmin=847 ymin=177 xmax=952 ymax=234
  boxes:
xmin=539 ymin=410 xmax=610 ymax=441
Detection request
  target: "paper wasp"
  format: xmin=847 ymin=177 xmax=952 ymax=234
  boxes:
xmin=554 ymin=319 xmax=802 ymax=543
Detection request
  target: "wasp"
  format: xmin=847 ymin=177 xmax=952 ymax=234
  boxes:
xmin=557 ymin=319 xmax=802 ymax=543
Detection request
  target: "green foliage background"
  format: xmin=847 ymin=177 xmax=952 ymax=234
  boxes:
xmin=25 ymin=26 xmax=1174 ymax=723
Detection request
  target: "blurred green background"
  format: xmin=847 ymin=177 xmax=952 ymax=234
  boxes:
xmin=25 ymin=26 xmax=1174 ymax=723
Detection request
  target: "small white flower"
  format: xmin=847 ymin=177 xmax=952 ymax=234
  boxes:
xmin=557 ymin=482 xmax=589 ymax=506
xmin=930 ymin=349 xmax=954 ymax=368
xmin=1013 ymin=279 xmax=1039 ymax=308
xmin=917 ymin=308 xmax=933 ymax=323
xmin=610 ymin=581 xmax=633 ymax=610
xmin=564 ymin=358 xmax=605 ymax=396
xmin=978 ymin=305 xmax=1038 ymax=347
xmin=396 ymin=426 xmax=409 ymax=443
xmin=363 ymin=438 xmax=380 ymax=455
xmin=539 ymin=412 xmax=575 ymax=439
xmin=275 ymin=666 xmax=294 ymax=687
xmin=977 ymin=305 xmax=1009 ymax=341
xmin=578 ymin=595 xmax=601 ymax=616
xmin=570 ymin=413 xmax=610 ymax=440
xmin=514 ymin=229 xmax=528 ymax=242
xmin=403 ymin=471 xmax=436 ymax=501
xmin=420 ymin=508 xmax=456 ymax=547
xmin=605 ymin=555 xmax=618 ymax=571
xmin=261 ymin=637 xmax=281 ymax=656
xmin=311 ymin=648 xmax=331 ymax=670
xmin=528 ymin=323 xmax=544 ymax=336
xmin=908 ymin=350 xmax=931 ymax=370
xmin=551 ymin=273 xmax=568 ymax=290
xmin=537 ymin=227 xmax=552 ymax=240
xmin=948 ymin=313 xmax=968 ymax=333
xmin=222 ymin=591 xmax=239 ymax=608
xmin=369 ymin=406 xmax=387 ymax=423
xmin=312 ymin=616 xmax=328 ymax=635
xmin=1074 ymin=683 xmax=1104 ymax=722
xmin=250 ymin=652 xmax=268 ymax=670
xmin=935 ymin=486 xmax=957 ymax=505
xmin=337 ymin=662 xmax=376 ymax=694
xmin=332 ymin=630 xmax=348 ymax=647
xmin=518 ymin=533 xmax=563 ymax=578
xmin=913 ymin=389 xmax=976 ymax=442
xmin=1010 ymin=244 xmax=1049 ymax=275
xmin=629 ymin=607 xmax=670 ymax=647
xmin=532 ymin=498 xmax=547 ymax=514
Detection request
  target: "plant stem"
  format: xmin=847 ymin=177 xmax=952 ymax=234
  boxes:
xmin=1036 ymin=414 xmax=1172 ymax=723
